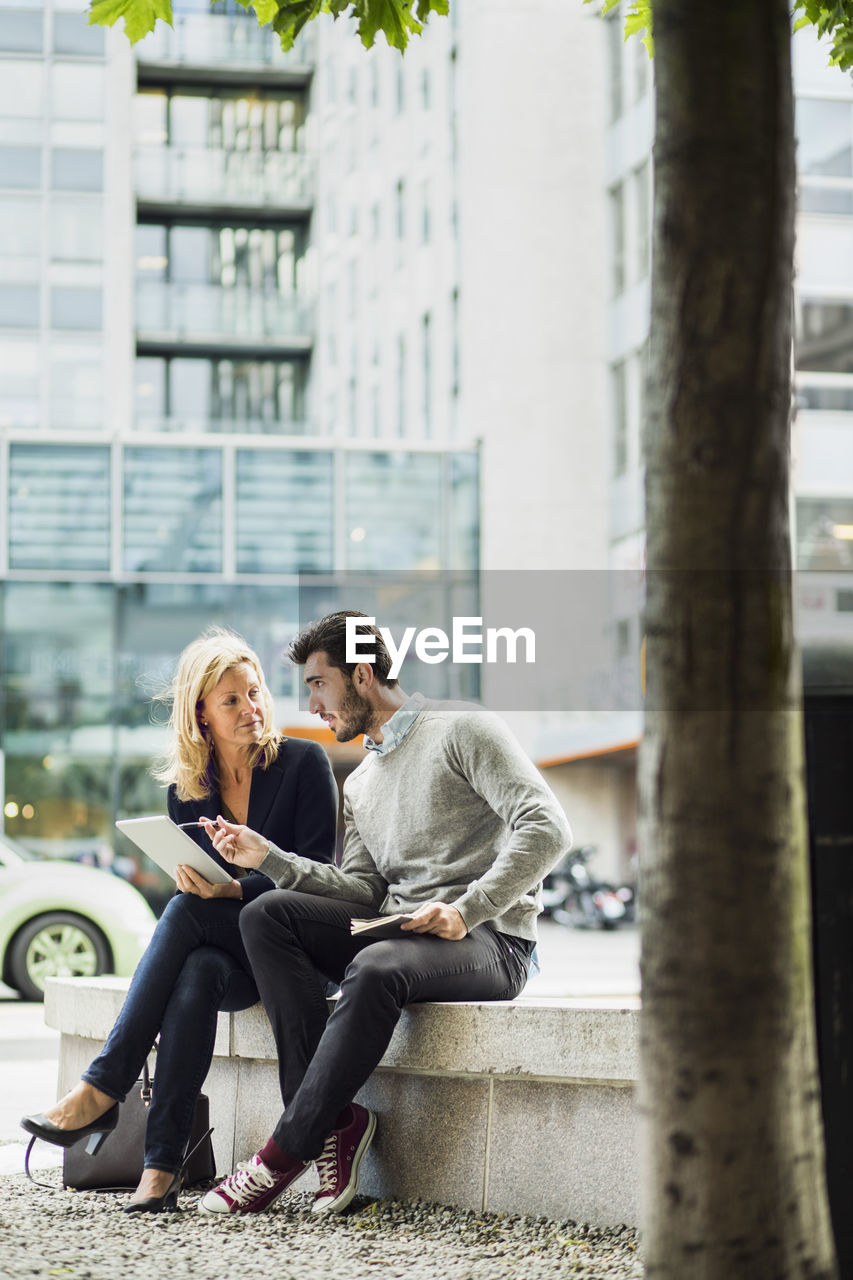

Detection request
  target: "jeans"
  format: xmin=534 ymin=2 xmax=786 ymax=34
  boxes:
xmin=240 ymin=890 xmax=533 ymax=1161
xmin=83 ymin=892 xmax=258 ymax=1173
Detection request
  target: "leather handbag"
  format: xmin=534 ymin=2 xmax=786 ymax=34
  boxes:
xmin=62 ymin=1060 xmax=215 ymax=1192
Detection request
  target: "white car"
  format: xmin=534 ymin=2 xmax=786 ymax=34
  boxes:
xmin=0 ymin=833 xmax=156 ymax=1001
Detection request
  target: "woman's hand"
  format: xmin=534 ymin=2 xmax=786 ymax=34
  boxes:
xmin=199 ymin=815 xmax=269 ymax=869
xmin=175 ymin=864 xmax=242 ymax=900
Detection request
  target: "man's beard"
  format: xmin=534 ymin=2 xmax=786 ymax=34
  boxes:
xmin=334 ymin=680 xmax=374 ymax=741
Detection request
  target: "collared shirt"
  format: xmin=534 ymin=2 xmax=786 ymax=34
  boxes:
xmin=363 ymin=692 xmax=426 ymax=756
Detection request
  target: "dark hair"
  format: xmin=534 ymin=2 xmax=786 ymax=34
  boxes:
xmin=287 ymin=611 xmax=398 ymax=687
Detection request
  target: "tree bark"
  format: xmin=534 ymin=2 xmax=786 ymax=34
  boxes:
xmin=640 ymin=3 xmax=838 ymax=1278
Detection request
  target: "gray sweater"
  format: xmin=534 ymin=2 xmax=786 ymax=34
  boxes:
xmin=259 ymin=700 xmax=572 ymax=941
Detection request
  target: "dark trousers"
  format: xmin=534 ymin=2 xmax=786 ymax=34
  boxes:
xmin=83 ymin=892 xmax=259 ymax=1172
xmin=239 ymin=889 xmax=532 ymax=1161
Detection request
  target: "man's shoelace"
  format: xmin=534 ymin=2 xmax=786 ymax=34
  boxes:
xmin=315 ymin=1136 xmax=339 ymax=1194
xmin=225 ymin=1158 xmax=280 ymax=1204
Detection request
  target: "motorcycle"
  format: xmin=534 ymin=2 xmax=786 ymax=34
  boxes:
xmin=541 ymin=845 xmax=635 ymax=930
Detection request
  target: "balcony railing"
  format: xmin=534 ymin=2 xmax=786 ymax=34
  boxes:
xmin=135 ymin=147 xmax=313 ymax=209
xmin=136 ymin=13 xmax=315 ymax=71
xmin=136 ymin=280 xmax=313 ymax=344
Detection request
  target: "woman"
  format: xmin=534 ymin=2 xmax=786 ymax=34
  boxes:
xmin=22 ymin=628 xmax=337 ymax=1213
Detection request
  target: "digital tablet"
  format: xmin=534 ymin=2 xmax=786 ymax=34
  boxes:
xmin=115 ymin=815 xmax=234 ymax=885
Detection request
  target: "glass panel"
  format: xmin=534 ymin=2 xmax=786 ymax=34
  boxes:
xmin=9 ymin=444 xmax=111 ymax=570
xmin=170 ymin=93 xmax=209 ymax=147
xmin=136 ymin=223 xmax=168 ymax=277
xmin=50 ymin=200 xmax=104 ymax=261
xmin=0 ymin=285 xmax=39 ymax=328
xmin=2 ymin=581 xmax=114 ymax=857
xmin=51 ymin=286 xmax=102 ymax=330
xmin=170 ymin=357 xmax=212 ymax=420
xmin=449 ymin=452 xmax=479 ymax=571
xmin=49 ymin=348 xmax=104 ymax=429
xmin=797 ymin=382 xmax=853 ymax=411
xmin=796 ymin=300 xmax=853 ymax=373
xmin=344 ymin=452 xmax=442 ymax=571
xmin=53 ymin=12 xmax=106 ymax=56
xmin=0 ymin=338 xmax=40 ymax=427
xmin=134 ymin=91 xmax=167 ymax=146
xmin=612 ymin=360 xmax=628 ymax=474
xmin=797 ymin=498 xmax=853 ymax=569
xmin=0 ymin=145 xmax=40 ymax=189
xmin=0 ymin=197 xmax=40 ymax=255
xmin=51 ymin=148 xmax=103 ymax=191
xmin=0 ymin=61 xmax=45 ymax=116
xmin=51 ymin=64 xmax=105 ymax=120
xmin=799 ymin=185 xmax=853 ymax=216
xmin=796 ymin=99 xmax=853 ymax=177
xmin=123 ymin=447 xmax=223 ymax=572
xmin=236 ymin=449 xmax=333 ymax=573
xmin=0 ymin=9 xmax=43 ymax=51
xmin=134 ymin=357 xmax=167 ymax=424
xmin=170 ymin=226 xmax=211 ymax=284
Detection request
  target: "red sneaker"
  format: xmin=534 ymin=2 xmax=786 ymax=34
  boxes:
xmin=312 ymin=1103 xmax=377 ymax=1215
xmin=199 ymin=1152 xmax=309 ymax=1215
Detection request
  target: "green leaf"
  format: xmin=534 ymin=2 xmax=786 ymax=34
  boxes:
xmin=88 ymin=0 xmax=172 ymax=42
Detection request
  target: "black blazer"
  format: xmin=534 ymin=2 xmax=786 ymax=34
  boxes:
xmin=167 ymin=737 xmax=337 ymax=902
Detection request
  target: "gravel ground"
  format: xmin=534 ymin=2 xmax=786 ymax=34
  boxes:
xmin=0 ymin=1171 xmax=643 ymax=1280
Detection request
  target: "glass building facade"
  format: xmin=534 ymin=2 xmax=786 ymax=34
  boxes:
xmin=0 ymin=0 xmax=480 ymax=867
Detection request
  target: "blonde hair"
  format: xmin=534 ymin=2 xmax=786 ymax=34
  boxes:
xmin=152 ymin=627 xmax=282 ymax=802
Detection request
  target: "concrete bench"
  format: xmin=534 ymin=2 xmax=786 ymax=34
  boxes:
xmin=44 ymin=977 xmax=640 ymax=1225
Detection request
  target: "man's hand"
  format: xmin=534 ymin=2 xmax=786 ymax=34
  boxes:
xmin=199 ymin=815 xmax=269 ymax=869
xmin=175 ymin=864 xmax=242 ymax=900
xmin=401 ymin=902 xmax=468 ymax=940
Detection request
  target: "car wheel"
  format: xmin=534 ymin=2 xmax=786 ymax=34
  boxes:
xmin=8 ymin=912 xmax=110 ymax=1002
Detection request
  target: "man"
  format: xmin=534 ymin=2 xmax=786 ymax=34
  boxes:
xmin=198 ymin=610 xmax=571 ymax=1217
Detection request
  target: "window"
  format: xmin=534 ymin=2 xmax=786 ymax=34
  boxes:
xmin=9 ymin=445 xmax=111 ymax=570
xmin=610 ymin=183 xmax=626 ymax=297
xmin=344 ymin=452 xmax=442 ymax=570
xmin=52 ymin=148 xmax=103 ymax=191
xmin=796 ymin=497 xmax=853 ymax=569
xmin=449 ymin=452 xmax=479 ymax=570
xmin=123 ymin=447 xmax=223 ymax=573
xmin=0 ymin=198 xmax=40 ymax=256
xmin=606 ymin=11 xmax=623 ymax=124
xmin=51 ymin=64 xmax=105 ymax=120
xmin=422 ymin=312 xmax=432 ymax=437
xmin=0 ymin=60 xmax=44 ymax=116
xmin=236 ymin=449 xmax=333 ymax=572
xmin=51 ymin=287 xmax=102 ymax=330
xmin=0 ymin=9 xmax=43 ymax=51
xmin=0 ymin=146 xmax=40 ymax=189
xmin=421 ymin=180 xmax=431 ymax=243
xmin=633 ymin=161 xmax=650 ymax=282
xmin=53 ymin=12 xmax=105 ymax=56
xmin=396 ymin=333 xmax=406 ymax=436
xmin=395 ymin=179 xmax=405 ymax=240
xmin=796 ymin=300 xmax=853 ymax=373
xmin=0 ymin=339 xmax=39 ymax=427
xmin=50 ymin=348 xmax=104 ymax=429
xmin=0 ymin=286 xmax=39 ymax=328
xmin=797 ymin=99 xmax=853 ymax=215
xmin=611 ymin=360 xmax=628 ymax=475
xmin=50 ymin=201 xmax=104 ymax=261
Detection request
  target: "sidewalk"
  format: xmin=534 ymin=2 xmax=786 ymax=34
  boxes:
xmin=0 ymin=1173 xmax=643 ymax=1280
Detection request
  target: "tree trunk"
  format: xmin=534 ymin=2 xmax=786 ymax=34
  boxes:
xmin=640 ymin=3 xmax=838 ymax=1278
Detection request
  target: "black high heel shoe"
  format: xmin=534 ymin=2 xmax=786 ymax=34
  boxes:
xmin=123 ymin=1172 xmax=181 ymax=1215
xmin=21 ymin=1103 xmax=119 ymax=1155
